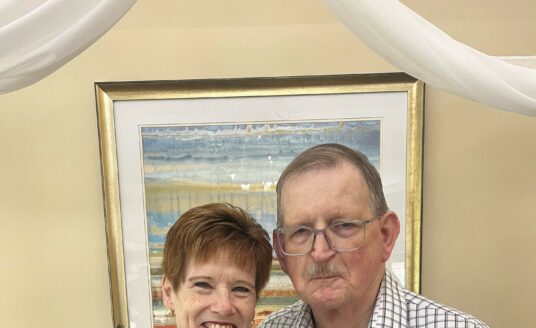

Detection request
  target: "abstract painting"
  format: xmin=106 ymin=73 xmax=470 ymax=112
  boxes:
xmin=142 ymin=120 xmax=380 ymax=327
xmin=95 ymin=74 xmax=423 ymax=328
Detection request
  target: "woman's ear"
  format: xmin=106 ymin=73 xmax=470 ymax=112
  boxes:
xmin=273 ymin=231 xmax=288 ymax=273
xmin=161 ymin=275 xmax=175 ymax=309
xmin=379 ymin=211 xmax=400 ymax=263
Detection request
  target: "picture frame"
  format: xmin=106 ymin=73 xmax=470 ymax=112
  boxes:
xmin=95 ymin=73 xmax=424 ymax=328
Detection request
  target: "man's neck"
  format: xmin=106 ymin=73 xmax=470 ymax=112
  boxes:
xmin=312 ymin=304 xmax=374 ymax=328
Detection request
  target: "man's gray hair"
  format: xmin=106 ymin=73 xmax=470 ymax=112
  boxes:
xmin=276 ymin=143 xmax=388 ymax=226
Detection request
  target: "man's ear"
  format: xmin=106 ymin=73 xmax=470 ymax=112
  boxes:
xmin=273 ymin=231 xmax=288 ymax=273
xmin=161 ymin=275 xmax=175 ymax=309
xmin=379 ymin=211 xmax=400 ymax=263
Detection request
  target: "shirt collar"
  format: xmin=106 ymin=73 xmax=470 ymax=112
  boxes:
xmin=369 ymin=270 xmax=408 ymax=328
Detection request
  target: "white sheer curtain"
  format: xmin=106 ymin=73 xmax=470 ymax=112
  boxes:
xmin=322 ymin=0 xmax=536 ymax=116
xmin=0 ymin=0 xmax=136 ymax=94
xmin=1 ymin=0 xmax=535 ymax=116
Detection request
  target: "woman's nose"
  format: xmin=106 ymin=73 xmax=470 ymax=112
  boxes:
xmin=211 ymin=290 xmax=236 ymax=316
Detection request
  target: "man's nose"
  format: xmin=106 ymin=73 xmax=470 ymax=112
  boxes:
xmin=310 ymin=231 xmax=336 ymax=262
xmin=211 ymin=290 xmax=236 ymax=316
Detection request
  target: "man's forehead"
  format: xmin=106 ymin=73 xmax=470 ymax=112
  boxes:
xmin=283 ymin=161 xmax=365 ymax=187
xmin=280 ymin=163 xmax=370 ymax=205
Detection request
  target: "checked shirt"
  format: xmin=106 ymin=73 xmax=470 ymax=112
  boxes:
xmin=259 ymin=270 xmax=488 ymax=328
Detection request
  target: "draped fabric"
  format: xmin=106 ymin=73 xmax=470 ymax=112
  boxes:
xmin=322 ymin=0 xmax=536 ymax=116
xmin=0 ymin=0 xmax=136 ymax=94
xmin=1 ymin=0 xmax=535 ymax=116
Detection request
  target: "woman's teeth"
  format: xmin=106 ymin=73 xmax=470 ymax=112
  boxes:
xmin=205 ymin=323 xmax=235 ymax=328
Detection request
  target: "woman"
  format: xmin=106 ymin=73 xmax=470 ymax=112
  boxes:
xmin=161 ymin=202 xmax=273 ymax=328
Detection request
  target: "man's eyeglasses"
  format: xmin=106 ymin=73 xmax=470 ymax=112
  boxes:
xmin=274 ymin=216 xmax=381 ymax=256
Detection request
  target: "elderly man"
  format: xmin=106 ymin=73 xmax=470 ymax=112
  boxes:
xmin=260 ymin=143 xmax=488 ymax=328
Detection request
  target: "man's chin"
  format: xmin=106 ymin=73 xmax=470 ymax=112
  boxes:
xmin=307 ymin=291 xmax=346 ymax=309
xmin=307 ymin=276 xmax=343 ymax=289
xmin=303 ymin=278 xmax=347 ymax=306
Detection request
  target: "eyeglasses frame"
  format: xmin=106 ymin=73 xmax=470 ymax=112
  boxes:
xmin=273 ymin=215 xmax=383 ymax=256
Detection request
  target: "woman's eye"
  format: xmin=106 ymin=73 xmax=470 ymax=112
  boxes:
xmin=233 ymin=286 xmax=251 ymax=294
xmin=193 ymin=281 xmax=212 ymax=289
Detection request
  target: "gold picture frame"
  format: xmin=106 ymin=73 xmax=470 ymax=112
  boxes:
xmin=95 ymin=73 xmax=424 ymax=328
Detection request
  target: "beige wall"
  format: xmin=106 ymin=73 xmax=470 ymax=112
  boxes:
xmin=1 ymin=1 xmax=535 ymax=327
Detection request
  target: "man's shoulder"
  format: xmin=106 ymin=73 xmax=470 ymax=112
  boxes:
xmin=258 ymin=300 xmax=314 ymax=328
xmin=377 ymin=271 xmax=489 ymax=328
xmin=402 ymin=289 xmax=489 ymax=328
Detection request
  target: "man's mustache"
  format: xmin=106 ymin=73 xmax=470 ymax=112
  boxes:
xmin=306 ymin=261 xmax=344 ymax=279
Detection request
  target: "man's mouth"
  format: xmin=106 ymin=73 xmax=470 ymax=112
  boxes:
xmin=310 ymin=273 xmax=340 ymax=280
xmin=311 ymin=274 xmax=340 ymax=281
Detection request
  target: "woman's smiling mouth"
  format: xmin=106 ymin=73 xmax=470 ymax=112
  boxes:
xmin=202 ymin=322 xmax=237 ymax=328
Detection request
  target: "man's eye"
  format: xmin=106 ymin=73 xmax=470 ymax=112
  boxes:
xmin=294 ymin=227 xmax=309 ymax=235
xmin=290 ymin=227 xmax=311 ymax=237
xmin=339 ymin=222 xmax=357 ymax=229
xmin=332 ymin=222 xmax=362 ymax=236
xmin=193 ymin=281 xmax=212 ymax=289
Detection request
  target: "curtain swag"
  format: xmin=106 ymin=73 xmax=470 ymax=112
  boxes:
xmin=0 ymin=0 xmax=136 ymax=94
xmin=1 ymin=0 xmax=534 ymax=116
xmin=323 ymin=0 xmax=536 ymax=116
